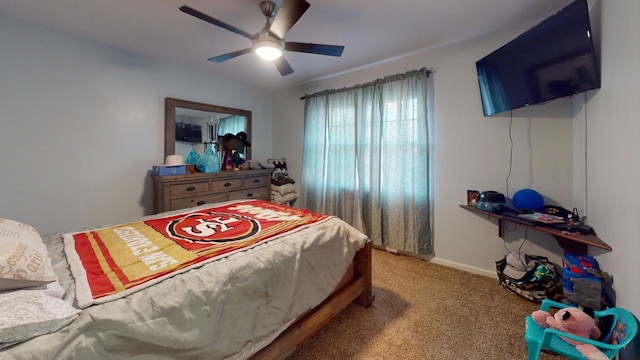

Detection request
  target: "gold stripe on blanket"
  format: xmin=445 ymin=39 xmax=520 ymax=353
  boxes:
xmin=65 ymin=200 xmax=330 ymax=308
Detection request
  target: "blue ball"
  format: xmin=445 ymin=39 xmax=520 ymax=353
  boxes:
xmin=512 ymin=189 xmax=544 ymax=211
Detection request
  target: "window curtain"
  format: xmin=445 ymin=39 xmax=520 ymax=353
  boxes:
xmin=300 ymin=68 xmax=432 ymax=254
xmin=218 ymin=115 xmax=245 ymax=136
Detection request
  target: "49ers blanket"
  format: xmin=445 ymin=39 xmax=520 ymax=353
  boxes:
xmin=64 ymin=200 xmax=330 ymax=308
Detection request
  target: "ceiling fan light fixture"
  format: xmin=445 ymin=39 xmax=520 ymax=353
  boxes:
xmin=181 ymin=0 xmax=343 ymax=76
xmin=254 ymin=40 xmax=283 ymax=61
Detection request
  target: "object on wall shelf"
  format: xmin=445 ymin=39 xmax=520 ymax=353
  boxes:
xmin=460 ymin=205 xmax=611 ymax=254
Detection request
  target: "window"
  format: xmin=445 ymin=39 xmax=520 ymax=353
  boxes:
xmin=300 ymin=68 xmax=432 ymax=254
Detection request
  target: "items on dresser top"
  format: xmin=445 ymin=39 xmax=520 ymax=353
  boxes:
xmin=152 ymin=169 xmax=272 ymax=214
xmin=152 ymin=155 xmax=187 ymax=176
xmin=163 ymin=155 xmax=183 ymax=166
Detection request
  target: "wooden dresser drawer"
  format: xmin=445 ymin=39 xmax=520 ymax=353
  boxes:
xmin=152 ymin=169 xmax=273 ymax=214
xmin=228 ymin=186 xmax=269 ymax=200
xmin=211 ymin=178 xmax=243 ymax=191
xmin=170 ymin=193 xmax=228 ymax=211
xmin=170 ymin=182 xmax=209 ymax=197
xmin=244 ymin=175 xmax=270 ymax=187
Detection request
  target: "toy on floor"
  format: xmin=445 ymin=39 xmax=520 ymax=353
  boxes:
xmin=531 ymin=307 xmax=607 ymax=360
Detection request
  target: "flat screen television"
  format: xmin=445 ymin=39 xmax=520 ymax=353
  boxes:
xmin=476 ymin=0 xmax=600 ymax=116
xmin=175 ymin=122 xmax=202 ymax=143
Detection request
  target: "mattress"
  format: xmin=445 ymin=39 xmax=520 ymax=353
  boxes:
xmin=1 ymin=202 xmax=368 ymax=360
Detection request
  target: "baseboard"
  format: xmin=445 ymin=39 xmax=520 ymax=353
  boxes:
xmin=373 ymin=245 xmax=498 ymax=279
xmin=429 ymin=257 xmax=498 ymax=279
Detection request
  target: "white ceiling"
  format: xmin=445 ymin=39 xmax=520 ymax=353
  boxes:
xmin=0 ymin=0 xmax=574 ymax=91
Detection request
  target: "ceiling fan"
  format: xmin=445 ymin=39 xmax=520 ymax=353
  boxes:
xmin=179 ymin=0 xmax=344 ymax=76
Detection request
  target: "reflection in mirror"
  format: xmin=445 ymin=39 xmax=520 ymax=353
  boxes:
xmin=165 ymin=98 xmax=252 ymax=164
xmin=174 ymin=109 xmax=247 ymax=159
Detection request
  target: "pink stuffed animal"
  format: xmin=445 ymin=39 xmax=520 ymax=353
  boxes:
xmin=532 ymin=307 xmax=608 ymax=360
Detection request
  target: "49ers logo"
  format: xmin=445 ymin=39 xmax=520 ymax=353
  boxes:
xmin=166 ymin=212 xmax=259 ymax=244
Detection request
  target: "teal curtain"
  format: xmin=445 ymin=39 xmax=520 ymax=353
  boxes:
xmin=217 ymin=115 xmax=248 ymax=158
xmin=218 ymin=115 xmax=245 ymax=136
xmin=300 ymin=68 xmax=432 ymax=254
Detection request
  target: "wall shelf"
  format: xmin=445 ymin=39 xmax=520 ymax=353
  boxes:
xmin=460 ymin=205 xmax=612 ymax=254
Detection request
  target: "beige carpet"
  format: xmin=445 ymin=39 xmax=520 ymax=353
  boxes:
xmin=287 ymin=249 xmax=565 ymax=360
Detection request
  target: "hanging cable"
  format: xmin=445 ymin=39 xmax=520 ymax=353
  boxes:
xmin=503 ymin=227 xmax=529 ymax=268
xmin=505 ymin=110 xmax=514 ymax=198
xmin=583 ymin=92 xmax=589 ymax=217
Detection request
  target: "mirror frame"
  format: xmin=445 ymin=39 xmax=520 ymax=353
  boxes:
xmin=165 ymin=97 xmax=252 ymax=160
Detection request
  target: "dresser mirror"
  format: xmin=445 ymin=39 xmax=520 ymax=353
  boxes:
xmin=165 ymin=97 xmax=252 ymax=162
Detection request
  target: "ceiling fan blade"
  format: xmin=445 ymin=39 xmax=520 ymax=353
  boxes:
xmin=285 ymin=42 xmax=344 ymax=57
xmin=180 ymin=5 xmax=254 ymax=40
xmin=270 ymin=0 xmax=310 ymax=39
xmin=275 ymin=56 xmax=294 ymax=76
xmin=208 ymin=48 xmax=254 ymax=62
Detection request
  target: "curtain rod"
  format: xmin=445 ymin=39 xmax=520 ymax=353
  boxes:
xmin=299 ymin=67 xmax=432 ymax=100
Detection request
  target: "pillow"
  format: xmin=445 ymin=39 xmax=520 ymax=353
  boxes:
xmin=268 ymin=158 xmax=289 ymax=180
xmin=0 ymin=218 xmax=57 ymax=291
xmin=0 ymin=281 xmax=79 ymax=345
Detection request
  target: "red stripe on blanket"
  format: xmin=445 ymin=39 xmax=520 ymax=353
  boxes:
xmin=68 ymin=200 xmax=330 ymax=306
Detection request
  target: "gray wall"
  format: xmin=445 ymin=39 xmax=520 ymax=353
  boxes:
xmin=273 ymin=26 xmax=575 ymax=272
xmin=0 ymin=15 xmax=273 ymax=234
xmin=1 ymin=0 xmax=637 ymax=331
xmin=273 ymin=0 xmax=640 ymax=319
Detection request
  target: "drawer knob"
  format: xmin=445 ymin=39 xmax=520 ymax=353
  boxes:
xmin=186 ymin=186 xmax=196 ymax=191
xmin=253 ymin=179 xmax=260 ymax=183
xmin=247 ymin=193 xmax=253 ymax=197
xmin=197 ymin=200 xmax=205 ymax=206
xmin=224 ymin=182 xmax=232 ymax=187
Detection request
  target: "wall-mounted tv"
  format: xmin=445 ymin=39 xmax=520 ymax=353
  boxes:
xmin=175 ymin=122 xmax=202 ymax=143
xmin=476 ymin=0 xmax=600 ymax=116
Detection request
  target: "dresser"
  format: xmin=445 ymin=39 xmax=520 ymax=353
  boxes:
xmin=152 ymin=169 xmax=272 ymax=214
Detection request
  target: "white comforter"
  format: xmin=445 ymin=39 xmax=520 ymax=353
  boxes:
xmin=1 ymin=209 xmax=367 ymax=360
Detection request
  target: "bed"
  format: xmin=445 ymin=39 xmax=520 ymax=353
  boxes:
xmin=0 ymin=199 xmax=372 ymax=359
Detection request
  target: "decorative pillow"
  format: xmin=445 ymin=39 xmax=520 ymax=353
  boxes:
xmin=0 ymin=281 xmax=79 ymax=345
xmin=268 ymin=158 xmax=289 ymax=180
xmin=0 ymin=218 xmax=57 ymax=291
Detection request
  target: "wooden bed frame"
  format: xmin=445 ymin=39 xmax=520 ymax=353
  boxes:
xmin=251 ymin=240 xmax=373 ymax=359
